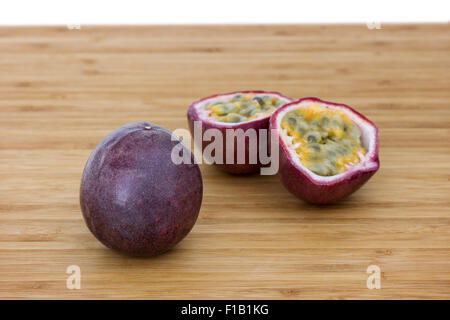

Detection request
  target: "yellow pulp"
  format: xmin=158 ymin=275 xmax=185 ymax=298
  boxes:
xmin=207 ymin=93 xmax=285 ymax=123
xmin=281 ymin=104 xmax=366 ymax=176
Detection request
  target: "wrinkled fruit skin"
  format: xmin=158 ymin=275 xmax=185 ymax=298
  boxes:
xmin=187 ymin=91 xmax=293 ymax=174
xmin=80 ymin=122 xmax=203 ymax=256
xmin=271 ymin=97 xmax=380 ymax=204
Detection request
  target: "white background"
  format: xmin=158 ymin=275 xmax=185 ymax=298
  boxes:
xmin=0 ymin=0 xmax=448 ymax=25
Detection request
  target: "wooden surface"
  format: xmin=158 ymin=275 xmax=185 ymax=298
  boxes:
xmin=0 ymin=24 xmax=449 ymax=299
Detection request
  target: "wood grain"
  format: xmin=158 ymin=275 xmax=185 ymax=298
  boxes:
xmin=0 ymin=24 xmax=449 ymax=299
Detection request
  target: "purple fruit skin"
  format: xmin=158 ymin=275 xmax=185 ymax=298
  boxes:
xmin=80 ymin=122 xmax=203 ymax=256
xmin=187 ymin=91 xmax=293 ymax=174
xmin=277 ymin=147 xmax=378 ymax=204
xmin=187 ymin=112 xmax=268 ymax=174
xmin=271 ymin=97 xmax=380 ymax=204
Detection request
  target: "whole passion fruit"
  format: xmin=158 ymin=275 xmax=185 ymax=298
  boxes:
xmin=187 ymin=91 xmax=293 ymax=174
xmin=80 ymin=122 xmax=203 ymax=256
xmin=270 ymin=97 xmax=379 ymax=204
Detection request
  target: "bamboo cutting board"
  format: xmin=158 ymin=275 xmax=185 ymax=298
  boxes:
xmin=0 ymin=24 xmax=449 ymax=299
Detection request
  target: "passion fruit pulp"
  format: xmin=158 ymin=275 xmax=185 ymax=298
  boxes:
xmin=271 ymin=98 xmax=379 ymax=204
xmin=188 ymin=91 xmax=293 ymax=174
xmin=80 ymin=122 xmax=203 ymax=256
xmin=207 ymin=93 xmax=285 ymax=123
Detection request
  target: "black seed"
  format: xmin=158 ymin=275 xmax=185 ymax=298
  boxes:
xmin=309 ymin=144 xmax=321 ymax=152
xmin=296 ymin=121 xmax=308 ymax=134
xmin=287 ymin=117 xmax=297 ymax=126
xmin=227 ymin=113 xmax=244 ymax=123
xmin=233 ymin=94 xmax=242 ymax=100
xmin=327 ymin=151 xmax=337 ymax=159
xmin=332 ymin=119 xmax=341 ymax=128
xmin=253 ymin=96 xmax=264 ymax=106
xmin=321 ymin=117 xmax=329 ymax=126
xmin=307 ymin=135 xmax=316 ymax=143
xmin=311 ymin=120 xmax=321 ymax=131
xmin=310 ymin=164 xmax=328 ymax=176
xmin=343 ymin=124 xmax=348 ymax=131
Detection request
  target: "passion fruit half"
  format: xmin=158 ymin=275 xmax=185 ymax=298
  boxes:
xmin=188 ymin=91 xmax=293 ymax=174
xmin=270 ymin=97 xmax=379 ymax=204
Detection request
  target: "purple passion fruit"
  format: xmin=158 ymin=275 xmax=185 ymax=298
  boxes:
xmin=270 ymin=98 xmax=379 ymax=204
xmin=188 ymin=91 xmax=293 ymax=174
xmin=80 ymin=122 xmax=203 ymax=256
